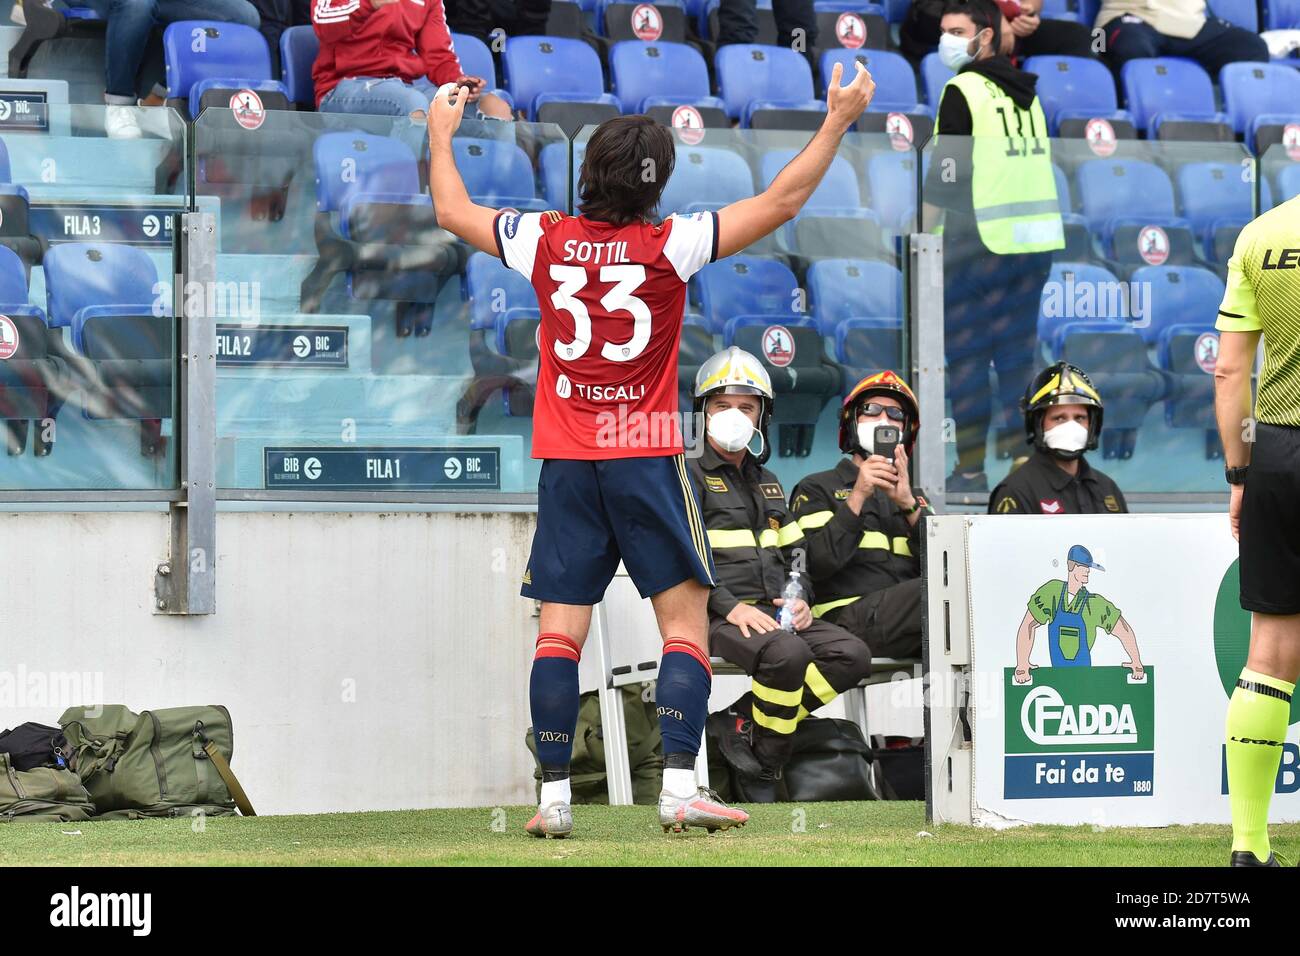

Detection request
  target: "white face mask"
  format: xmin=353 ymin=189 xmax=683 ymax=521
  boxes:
xmin=857 ymin=422 xmax=896 ymax=458
xmin=708 ymin=407 xmax=763 ymax=456
xmin=938 ymin=31 xmax=976 ymax=70
xmin=1043 ymin=419 xmax=1090 ymax=454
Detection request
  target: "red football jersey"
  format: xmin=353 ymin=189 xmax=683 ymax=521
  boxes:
xmin=494 ymin=209 xmax=718 ymax=460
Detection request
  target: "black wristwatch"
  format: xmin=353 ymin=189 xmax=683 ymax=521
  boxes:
xmin=1225 ymin=465 xmax=1249 ymax=485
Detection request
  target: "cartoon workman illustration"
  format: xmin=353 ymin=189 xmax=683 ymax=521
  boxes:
xmin=1014 ymin=544 xmax=1145 ymax=683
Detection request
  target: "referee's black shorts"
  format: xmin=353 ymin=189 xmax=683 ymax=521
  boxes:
xmin=1240 ymin=423 xmax=1300 ymax=615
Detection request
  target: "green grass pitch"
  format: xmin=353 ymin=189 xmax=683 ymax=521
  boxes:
xmin=5 ymin=802 xmax=1297 ymax=865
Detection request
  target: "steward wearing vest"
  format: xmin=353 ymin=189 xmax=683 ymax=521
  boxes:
xmin=686 ymin=347 xmax=871 ymax=803
xmin=923 ymin=0 xmax=1064 ymax=496
xmin=789 ymin=371 xmax=934 ymax=660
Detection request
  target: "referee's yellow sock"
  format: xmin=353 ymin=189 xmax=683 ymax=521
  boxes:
xmin=1225 ymin=667 xmax=1295 ymax=860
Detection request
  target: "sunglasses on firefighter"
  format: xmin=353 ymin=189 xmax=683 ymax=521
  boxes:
xmin=856 ymin=403 xmax=907 ymax=422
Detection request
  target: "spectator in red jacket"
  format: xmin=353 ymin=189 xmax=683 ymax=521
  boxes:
xmin=313 ymin=0 xmax=511 ymax=120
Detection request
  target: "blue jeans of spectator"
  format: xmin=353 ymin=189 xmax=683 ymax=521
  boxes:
xmin=1101 ymin=14 xmax=1268 ymax=77
xmin=320 ymin=77 xmax=445 ymax=118
xmin=86 ymin=0 xmax=262 ymax=103
xmin=718 ymin=0 xmax=817 ymax=65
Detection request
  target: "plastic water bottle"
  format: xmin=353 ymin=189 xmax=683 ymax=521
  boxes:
xmin=778 ymin=572 xmax=803 ymax=632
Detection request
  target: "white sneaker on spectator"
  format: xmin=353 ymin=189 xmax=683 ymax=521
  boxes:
xmin=10 ymin=1 xmax=24 ymax=26
xmin=105 ymin=105 xmax=144 ymax=140
xmin=134 ymin=103 xmax=177 ymax=140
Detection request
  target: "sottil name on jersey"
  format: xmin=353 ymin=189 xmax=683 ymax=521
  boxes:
xmin=562 ymin=239 xmax=631 ymax=264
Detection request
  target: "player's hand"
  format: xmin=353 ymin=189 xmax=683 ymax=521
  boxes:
xmin=453 ymin=75 xmax=486 ymax=102
xmin=774 ymin=597 xmax=813 ymax=631
xmin=1014 ymin=664 xmax=1036 ymax=683
xmin=427 ymin=81 xmax=469 ymax=144
xmin=1123 ymin=660 xmax=1145 ymax=681
xmin=825 ymin=60 xmax=875 ymax=131
xmin=1229 ymin=482 xmax=1244 ymax=542
xmin=727 ymin=603 xmax=781 ymax=638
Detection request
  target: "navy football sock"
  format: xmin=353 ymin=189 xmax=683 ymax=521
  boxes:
xmin=657 ymin=639 xmax=712 ymax=762
xmin=530 ymin=633 xmax=581 ymax=775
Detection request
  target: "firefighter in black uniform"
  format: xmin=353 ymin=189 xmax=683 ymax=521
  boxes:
xmin=790 ymin=371 xmax=933 ymax=660
xmin=988 ymin=362 xmax=1129 ymax=516
xmin=687 ymin=347 xmax=872 ymax=803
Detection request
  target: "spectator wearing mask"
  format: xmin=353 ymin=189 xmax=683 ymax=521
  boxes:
xmin=88 ymin=0 xmax=262 ymax=139
xmin=790 ymin=371 xmax=933 ymax=661
xmin=903 ymin=0 xmax=1095 ymax=65
xmin=313 ymin=0 xmax=511 ymax=120
xmin=1097 ymin=0 xmax=1267 ymax=77
xmin=687 ymin=348 xmax=871 ymax=803
xmin=922 ymin=0 xmax=1064 ymax=494
xmin=989 ymin=362 xmax=1129 ymax=515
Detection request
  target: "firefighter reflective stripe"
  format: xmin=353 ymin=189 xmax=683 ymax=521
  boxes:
xmin=708 ymin=528 xmax=757 ymax=549
xmin=805 ymin=662 xmax=837 ymax=705
xmin=797 ymin=510 xmax=835 ymax=530
xmin=940 ymin=71 xmax=1063 ymax=255
xmin=858 ymin=531 xmax=912 ymax=556
xmin=752 ymin=679 xmax=804 ymax=707
xmin=758 ymin=523 xmax=805 ymax=549
xmin=751 ymin=702 xmax=810 ymax=734
xmin=812 ymin=595 xmax=860 ymax=618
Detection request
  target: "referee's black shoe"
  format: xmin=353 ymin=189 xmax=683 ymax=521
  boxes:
xmin=1229 ymin=850 xmax=1281 ymax=866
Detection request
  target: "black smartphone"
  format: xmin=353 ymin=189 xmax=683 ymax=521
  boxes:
xmin=873 ymin=424 xmax=900 ymax=463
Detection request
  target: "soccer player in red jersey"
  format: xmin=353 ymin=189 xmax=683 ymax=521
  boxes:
xmin=428 ymin=64 xmax=875 ymax=836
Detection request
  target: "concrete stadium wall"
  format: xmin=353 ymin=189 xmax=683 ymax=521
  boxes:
xmin=0 ymin=509 xmax=921 ymax=814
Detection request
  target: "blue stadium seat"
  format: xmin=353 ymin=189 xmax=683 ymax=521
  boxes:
xmin=280 ymin=24 xmax=319 ymax=107
xmin=599 ymin=0 xmax=689 ymax=41
xmin=697 ymin=256 xmax=801 ymax=334
xmin=503 ymin=36 xmax=609 ymax=120
xmin=1036 ymin=261 xmax=1126 ymax=344
xmin=0 ymin=243 xmax=53 ymax=450
xmin=1177 ymin=162 xmax=1272 ymax=261
xmin=1277 ymin=162 xmax=1300 ymax=203
xmin=1052 ymin=165 xmax=1094 ymax=261
xmin=866 ymin=151 xmax=920 ymax=231
xmin=812 ymin=3 xmax=890 ymax=54
xmin=760 ymin=148 xmax=880 ymax=257
xmin=1210 ymin=0 xmax=1259 ymax=29
xmin=540 ymin=142 xmax=576 ymax=210
xmin=1024 ymin=55 xmax=1134 ymax=137
xmin=879 ymin=0 xmax=910 ymax=22
xmin=313 ymin=133 xmax=421 ymax=214
xmin=1128 ymin=264 xmax=1226 ymax=345
xmin=819 ymin=49 xmax=930 ymax=140
xmin=807 ymin=258 xmax=902 ymax=335
xmin=723 ymin=314 xmax=817 ymax=348
xmin=679 ymin=314 xmax=716 ymax=378
xmin=716 ymin=45 xmax=816 ymax=124
xmin=1075 ymin=159 xmax=1194 ymax=264
xmin=496 ymin=307 xmax=542 ymax=361
xmin=1263 ymin=0 xmax=1300 ymax=29
xmin=163 ymin=20 xmax=290 ymax=119
xmin=1220 ymin=62 xmax=1300 ymax=148
xmin=466 ymin=253 xmax=538 ymax=334
xmin=659 ymin=145 xmax=755 ymax=215
xmin=453 ymin=138 xmax=548 ymax=211
xmin=1120 ymin=58 xmax=1228 ymax=139
xmin=921 ymin=52 xmax=954 ymax=107
xmin=834 ymin=317 xmax=903 ymax=373
xmin=452 ymin=32 xmax=501 ymax=91
xmin=610 ymin=40 xmax=719 ymax=114
xmin=1037 ymin=0 xmax=1085 ymax=21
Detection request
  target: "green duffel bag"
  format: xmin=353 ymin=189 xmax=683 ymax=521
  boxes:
xmin=525 ymin=685 xmax=664 ymax=805
xmin=0 ymin=753 xmax=95 ymax=823
xmin=59 ymin=704 xmax=255 ymax=819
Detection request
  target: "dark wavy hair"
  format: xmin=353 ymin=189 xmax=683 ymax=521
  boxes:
xmin=577 ymin=115 xmax=676 ymax=226
xmin=941 ymin=0 xmax=1002 ymax=51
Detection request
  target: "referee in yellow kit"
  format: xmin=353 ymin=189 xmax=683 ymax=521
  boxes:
xmin=1214 ymin=200 xmax=1300 ymax=867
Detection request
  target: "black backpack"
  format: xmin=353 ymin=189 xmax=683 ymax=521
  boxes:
xmin=0 ymin=722 xmax=70 ymax=771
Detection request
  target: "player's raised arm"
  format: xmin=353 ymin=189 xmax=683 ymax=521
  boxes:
xmin=713 ymin=61 xmax=876 ymax=260
xmin=427 ymin=84 xmax=500 ymax=255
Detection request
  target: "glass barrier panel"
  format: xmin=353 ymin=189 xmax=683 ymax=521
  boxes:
xmin=922 ymin=133 xmax=1254 ymax=502
xmin=194 ymin=107 xmax=568 ymax=494
xmin=0 ymin=104 xmax=185 ymax=491
xmin=570 ymin=123 xmax=912 ymax=496
xmin=1260 ymin=142 xmax=1298 ymax=211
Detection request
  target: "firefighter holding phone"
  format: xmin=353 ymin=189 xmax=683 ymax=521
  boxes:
xmin=789 ymin=371 xmax=933 ymax=660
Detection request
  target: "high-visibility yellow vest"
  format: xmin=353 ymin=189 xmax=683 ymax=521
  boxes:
xmin=939 ymin=70 xmax=1065 ymax=255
